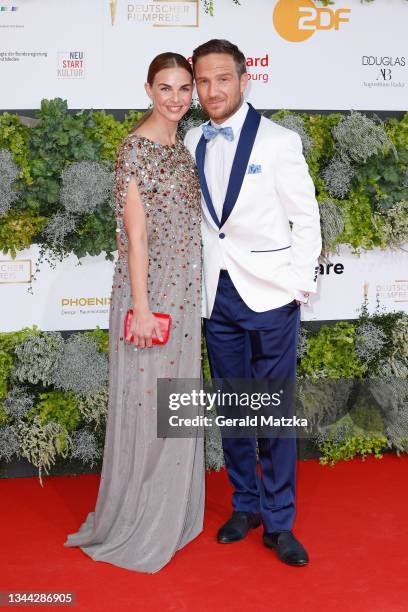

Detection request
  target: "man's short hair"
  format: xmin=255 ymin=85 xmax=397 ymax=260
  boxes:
xmin=192 ymin=39 xmax=247 ymax=76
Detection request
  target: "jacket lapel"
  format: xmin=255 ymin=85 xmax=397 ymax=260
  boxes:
xmin=195 ymin=129 xmax=221 ymax=228
xmin=220 ymin=103 xmax=261 ymax=227
xmin=195 ymin=104 xmax=262 ymax=230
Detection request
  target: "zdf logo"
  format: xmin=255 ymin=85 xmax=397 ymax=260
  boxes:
xmin=273 ymin=0 xmax=351 ymax=43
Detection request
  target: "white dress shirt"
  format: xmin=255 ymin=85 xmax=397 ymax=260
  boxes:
xmin=204 ymin=101 xmax=249 ymax=269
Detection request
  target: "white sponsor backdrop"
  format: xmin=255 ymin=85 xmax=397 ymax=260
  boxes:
xmin=0 ymin=244 xmax=407 ymax=331
xmin=0 ymin=245 xmax=114 ymax=332
xmin=0 ymin=0 xmax=407 ymax=110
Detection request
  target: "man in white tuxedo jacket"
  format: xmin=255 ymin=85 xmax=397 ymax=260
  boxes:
xmin=184 ymin=40 xmax=322 ymax=566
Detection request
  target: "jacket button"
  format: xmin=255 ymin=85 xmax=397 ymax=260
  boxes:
xmin=219 ymin=233 xmax=225 ymax=239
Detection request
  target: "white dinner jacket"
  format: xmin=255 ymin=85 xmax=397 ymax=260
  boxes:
xmin=184 ymin=104 xmax=322 ymax=319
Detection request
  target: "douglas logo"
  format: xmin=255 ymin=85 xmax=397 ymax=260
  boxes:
xmin=361 ymin=55 xmax=406 ymax=86
xmin=273 ymin=0 xmax=350 ymax=43
xmin=362 ymin=56 xmax=406 ymax=67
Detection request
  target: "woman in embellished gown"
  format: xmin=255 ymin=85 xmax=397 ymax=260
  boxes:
xmin=64 ymin=53 xmax=204 ymax=573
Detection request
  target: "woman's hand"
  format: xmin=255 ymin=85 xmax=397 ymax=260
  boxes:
xmin=126 ymin=309 xmax=163 ymax=348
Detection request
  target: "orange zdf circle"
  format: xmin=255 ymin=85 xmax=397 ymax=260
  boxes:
xmin=273 ymin=0 xmax=316 ymax=43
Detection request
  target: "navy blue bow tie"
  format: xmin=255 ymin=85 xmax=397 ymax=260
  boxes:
xmin=202 ymin=124 xmax=234 ymax=142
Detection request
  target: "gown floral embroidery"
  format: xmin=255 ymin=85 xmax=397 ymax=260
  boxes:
xmin=64 ymin=134 xmax=205 ymax=573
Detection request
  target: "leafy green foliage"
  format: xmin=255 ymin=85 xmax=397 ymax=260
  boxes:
xmin=0 ymin=113 xmax=32 ymax=184
xmin=63 ymin=201 xmax=116 ymax=260
xmin=0 ymin=96 xmax=407 ymax=473
xmin=318 ymin=434 xmax=387 ymax=465
xmin=201 ymin=336 xmax=211 ymax=380
xmin=1 ymin=309 xmax=406 ymax=475
xmin=299 ymin=112 xmax=342 ymax=188
xmin=0 ymin=405 xmax=11 ymax=425
xmin=22 ymin=99 xmax=102 ymax=216
xmin=269 ymin=110 xmax=407 ymax=251
xmin=336 ymin=189 xmax=386 ymax=250
xmin=299 ymin=322 xmax=367 ymax=379
xmin=0 ymin=209 xmax=47 ymax=257
xmin=0 ymin=352 xmax=13 ymax=401
xmin=35 ymin=390 xmax=82 ymax=431
xmin=16 ymin=415 xmax=69 ymax=485
xmin=0 ymin=327 xmax=40 ymax=399
xmin=270 ymin=110 xmax=342 ymax=192
xmin=317 ymin=409 xmax=387 ymax=465
xmin=351 ymin=150 xmax=408 ymax=213
xmin=385 ymin=113 xmax=408 ymax=162
xmin=84 ymin=327 xmax=109 ymax=354
xmin=85 ymin=110 xmax=143 ymax=162
xmin=0 ymin=102 xmax=406 ymax=259
xmin=357 ymin=304 xmax=406 ymax=367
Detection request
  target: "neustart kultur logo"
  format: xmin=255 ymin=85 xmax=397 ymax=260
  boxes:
xmin=273 ymin=0 xmax=351 ymax=43
xmin=57 ymin=51 xmax=85 ymax=79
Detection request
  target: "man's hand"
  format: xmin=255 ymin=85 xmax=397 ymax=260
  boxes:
xmin=294 ymin=290 xmax=310 ymax=306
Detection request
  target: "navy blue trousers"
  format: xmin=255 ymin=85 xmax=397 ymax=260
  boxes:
xmin=204 ymin=270 xmax=300 ymax=532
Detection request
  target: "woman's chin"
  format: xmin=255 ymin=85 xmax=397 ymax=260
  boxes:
xmin=163 ymin=109 xmax=188 ymax=122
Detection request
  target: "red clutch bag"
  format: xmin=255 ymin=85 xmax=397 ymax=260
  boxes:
xmin=124 ymin=309 xmax=172 ymax=345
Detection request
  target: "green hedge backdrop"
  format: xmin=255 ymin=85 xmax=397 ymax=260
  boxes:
xmin=0 ymin=100 xmax=407 ymax=483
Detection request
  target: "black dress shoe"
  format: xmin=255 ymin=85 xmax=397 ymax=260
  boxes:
xmin=217 ymin=511 xmax=262 ymax=543
xmin=263 ymin=531 xmax=309 ymax=566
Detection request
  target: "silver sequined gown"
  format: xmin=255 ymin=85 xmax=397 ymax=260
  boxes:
xmin=64 ymin=134 xmax=205 ymax=573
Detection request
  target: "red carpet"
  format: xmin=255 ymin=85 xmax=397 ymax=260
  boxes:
xmin=1 ymin=455 xmax=408 ymax=612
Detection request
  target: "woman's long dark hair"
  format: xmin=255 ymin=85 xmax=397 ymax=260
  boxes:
xmin=131 ymin=52 xmax=193 ymax=132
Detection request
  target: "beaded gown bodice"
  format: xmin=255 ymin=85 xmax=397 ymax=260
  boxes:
xmin=112 ymin=133 xmax=202 ymax=314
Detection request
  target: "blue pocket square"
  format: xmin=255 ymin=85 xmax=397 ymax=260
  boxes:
xmin=247 ymin=163 xmax=262 ymax=174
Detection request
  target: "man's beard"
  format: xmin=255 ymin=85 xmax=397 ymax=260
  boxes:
xmin=203 ymin=93 xmax=243 ymax=123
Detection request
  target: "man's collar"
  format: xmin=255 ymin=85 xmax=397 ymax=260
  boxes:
xmin=210 ymin=100 xmax=249 ymax=132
